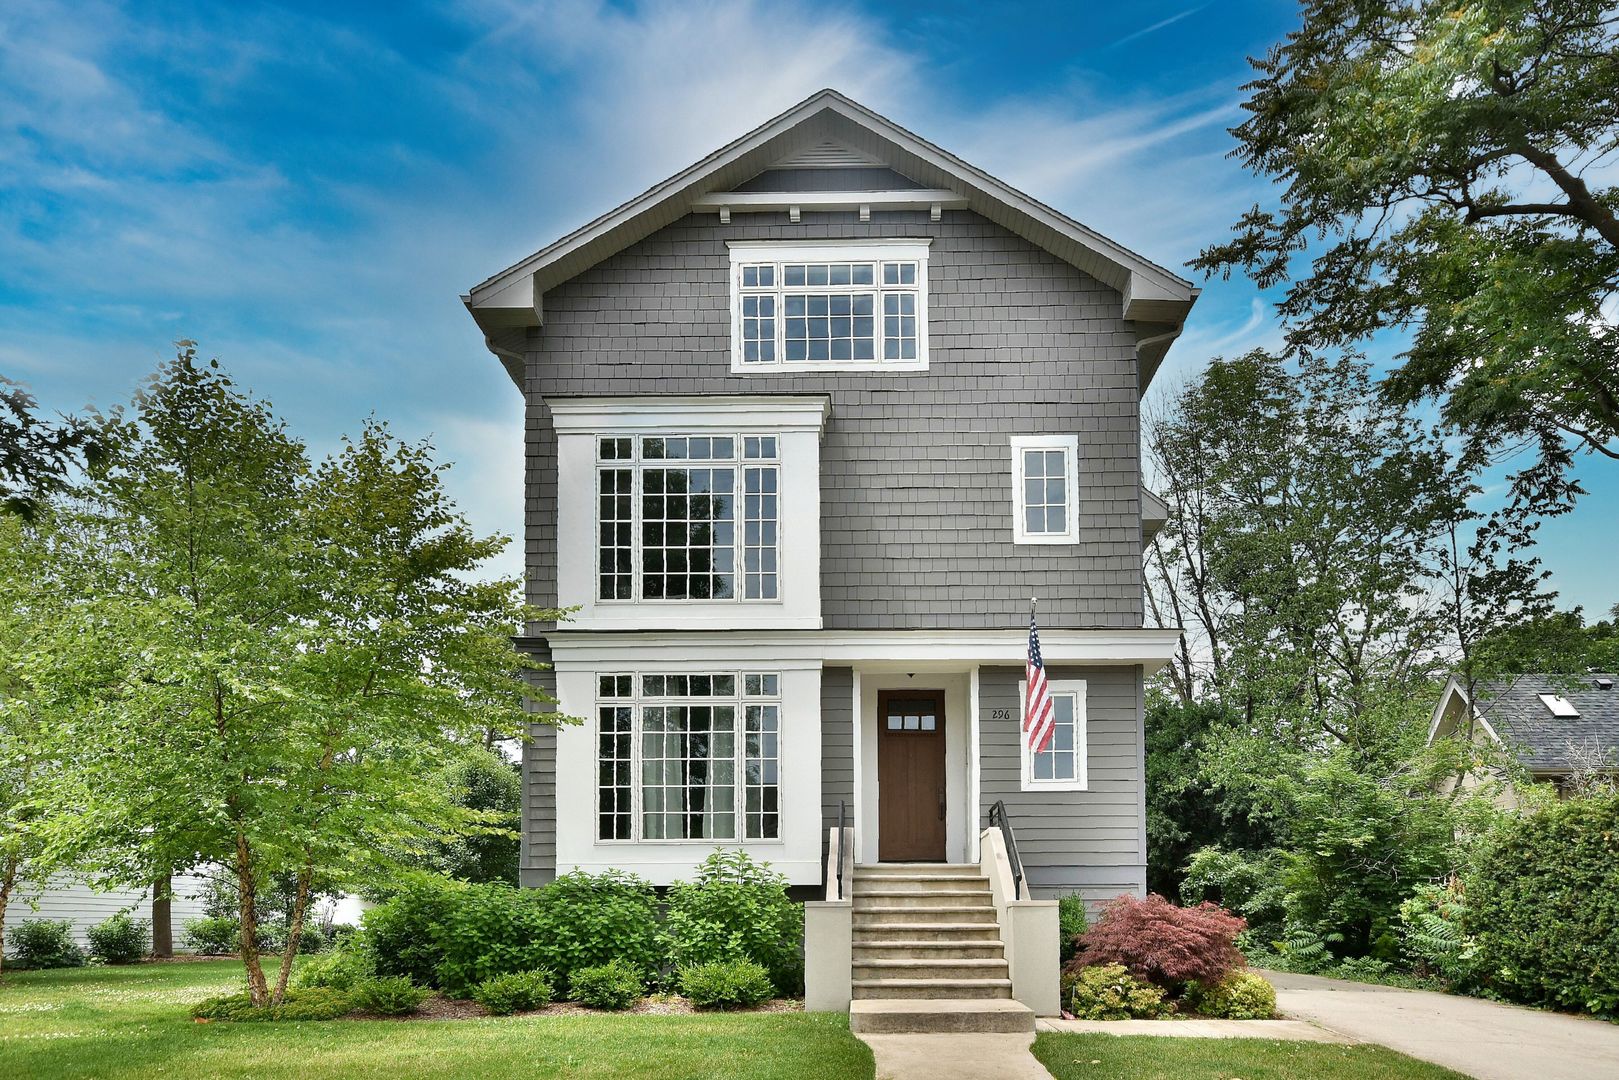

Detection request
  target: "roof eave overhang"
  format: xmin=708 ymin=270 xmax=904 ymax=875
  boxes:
xmin=465 ymin=90 xmax=1199 ymax=387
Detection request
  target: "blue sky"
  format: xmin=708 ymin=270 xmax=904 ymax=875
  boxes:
xmin=1 ymin=0 xmax=1611 ymax=614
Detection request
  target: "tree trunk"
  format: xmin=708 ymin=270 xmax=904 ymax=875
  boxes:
xmin=0 ymin=854 xmax=18 ymax=980
xmin=233 ymin=835 xmax=269 ymax=1006
xmin=271 ymin=865 xmax=314 ymax=1006
xmin=151 ymin=872 xmax=172 ymax=959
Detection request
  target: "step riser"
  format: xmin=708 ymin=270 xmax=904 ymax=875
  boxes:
xmin=849 ymin=1010 xmax=1034 ymax=1035
xmin=854 ymin=963 xmax=1009 ymax=981
xmin=853 ymin=881 xmax=989 ymax=895
xmin=854 ymin=864 xmax=970 ymax=874
xmin=852 ymin=983 xmax=1012 ymax=1000
xmin=854 ymin=908 xmax=997 ymax=924
xmin=853 ymin=944 xmax=1005 ymax=960
xmin=853 ymin=925 xmax=1003 ymax=944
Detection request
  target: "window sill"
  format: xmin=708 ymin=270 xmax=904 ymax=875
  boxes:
xmin=730 ymin=358 xmax=928 ymax=375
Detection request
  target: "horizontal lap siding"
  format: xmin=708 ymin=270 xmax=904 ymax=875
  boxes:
xmin=11 ymin=872 xmax=214 ymax=950
xmin=520 ymin=640 xmax=559 ymax=887
xmin=820 ymin=666 xmax=854 ymax=880
xmin=521 ymin=208 xmax=1143 ymax=632
xmin=978 ymin=665 xmax=1146 ymax=903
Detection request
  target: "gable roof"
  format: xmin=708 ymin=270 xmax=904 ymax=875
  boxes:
xmin=1429 ymin=674 xmax=1619 ymax=774
xmin=464 ymin=89 xmax=1198 ymax=388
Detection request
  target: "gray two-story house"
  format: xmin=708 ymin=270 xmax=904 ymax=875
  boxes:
xmin=463 ymin=90 xmax=1194 ymax=1025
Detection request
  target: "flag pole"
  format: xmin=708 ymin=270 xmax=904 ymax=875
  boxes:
xmin=1030 ymin=596 xmax=1037 ymax=621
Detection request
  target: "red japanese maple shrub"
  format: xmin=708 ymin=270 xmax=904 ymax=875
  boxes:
xmin=1070 ymin=893 xmax=1246 ymax=990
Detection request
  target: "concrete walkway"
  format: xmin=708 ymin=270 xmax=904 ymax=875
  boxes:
xmin=859 ymin=1033 xmax=1051 ymax=1080
xmin=1265 ymin=969 xmax=1619 ymax=1080
xmin=1037 ymin=1017 xmax=1350 ymax=1042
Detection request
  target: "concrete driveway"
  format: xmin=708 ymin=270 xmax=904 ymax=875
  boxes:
xmin=1264 ymin=969 xmax=1619 ymax=1080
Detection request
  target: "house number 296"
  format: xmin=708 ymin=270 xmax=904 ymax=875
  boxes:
xmin=990 ymin=709 xmax=1013 ymax=720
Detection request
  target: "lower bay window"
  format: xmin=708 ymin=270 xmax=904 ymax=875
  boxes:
xmin=597 ymin=670 xmax=782 ymax=843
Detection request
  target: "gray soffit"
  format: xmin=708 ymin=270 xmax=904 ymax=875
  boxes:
xmin=1472 ymin=674 xmax=1619 ymax=773
xmin=463 ymin=89 xmax=1198 ymax=389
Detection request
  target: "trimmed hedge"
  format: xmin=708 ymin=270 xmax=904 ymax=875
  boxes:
xmin=1063 ymin=963 xmax=1171 ymax=1020
xmin=10 ymin=919 xmax=85 ymax=969
xmin=679 ymin=960 xmax=774 ymax=1010
xmin=472 ymin=968 xmax=554 ymax=1015
xmin=1185 ymin=970 xmax=1276 ymax=1018
xmin=1467 ymin=794 xmax=1619 ymax=1017
xmin=570 ymin=958 xmax=644 ymax=1010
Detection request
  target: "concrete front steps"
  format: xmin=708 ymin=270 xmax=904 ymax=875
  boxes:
xmin=848 ymin=863 xmax=1035 ymax=1034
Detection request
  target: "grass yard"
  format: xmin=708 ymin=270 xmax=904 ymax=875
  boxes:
xmin=1033 ymin=1032 xmax=1473 ymax=1080
xmin=0 ymin=960 xmax=874 ymax=1080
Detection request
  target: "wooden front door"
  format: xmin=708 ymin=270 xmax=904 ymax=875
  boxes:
xmin=877 ymin=689 xmax=947 ymax=862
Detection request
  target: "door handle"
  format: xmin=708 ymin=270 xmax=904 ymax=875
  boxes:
xmin=938 ymin=785 xmax=946 ymax=821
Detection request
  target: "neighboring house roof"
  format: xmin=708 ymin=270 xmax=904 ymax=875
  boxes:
xmin=463 ymin=88 xmax=1199 ymax=390
xmin=1428 ymin=673 xmax=1619 ymax=774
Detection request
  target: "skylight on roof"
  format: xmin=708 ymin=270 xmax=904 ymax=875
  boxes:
xmin=1537 ymin=693 xmax=1581 ymax=718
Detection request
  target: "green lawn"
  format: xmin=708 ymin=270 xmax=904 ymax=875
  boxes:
xmin=1033 ymin=1033 xmax=1473 ymax=1080
xmin=0 ymin=959 xmax=874 ymax=1080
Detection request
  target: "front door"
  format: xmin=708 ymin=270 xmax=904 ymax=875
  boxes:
xmin=877 ymin=689 xmax=947 ymax=861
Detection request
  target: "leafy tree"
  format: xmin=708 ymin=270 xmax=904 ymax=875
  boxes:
xmin=425 ymin=748 xmax=522 ymax=885
xmin=1473 ymin=603 xmax=1619 ymax=675
xmin=0 ymin=377 xmax=97 ymax=521
xmin=1197 ymin=0 xmax=1619 ymax=515
xmin=1144 ymin=695 xmax=1278 ymax=896
xmin=1146 ymin=349 xmax=1458 ymax=743
xmin=52 ymin=346 xmax=566 ymax=1006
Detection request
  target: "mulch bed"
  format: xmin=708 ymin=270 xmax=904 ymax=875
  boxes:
xmin=350 ymin=994 xmax=804 ymax=1022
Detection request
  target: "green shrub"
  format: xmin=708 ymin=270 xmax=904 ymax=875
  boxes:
xmin=1181 ymin=846 xmax=1290 ymax=944
xmin=293 ymin=942 xmax=375 ymax=991
xmin=1058 ymin=893 xmax=1089 ymax=966
xmin=1333 ymin=955 xmax=1392 ymax=982
xmin=182 ymin=915 xmax=240 ymax=956
xmin=1063 ymin=963 xmax=1171 ymax=1020
xmin=190 ymin=987 xmax=354 ymax=1022
xmin=533 ymin=869 xmax=662 ymax=990
xmin=679 ymin=959 xmax=775 ymax=1010
xmin=87 ymin=912 xmax=150 ymax=964
xmin=351 ymin=975 xmax=430 ymax=1016
xmin=472 ymin=968 xmax=554 ymax=1015
xmin=432 ymin=883 xmax=551 ymax=998
xmin=363 ymin=875 xmax=467 ymax=986
xmin=1399 ymin=881 xmax=1479 ymax=987
xmin=1468 ymin=793 xmax=1619 ymax=1017
xmin=1185 ymin=970 xmax=1275 ymax=1019
xmin=569 ymin=958 xmax=644 ymax=1010
xmin=10 ymin=919 xmax=85 ymax=969
xmin=663 ymin=850 xmax=803 ymax=994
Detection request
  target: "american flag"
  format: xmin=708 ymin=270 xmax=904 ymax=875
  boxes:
xmin=1024 ymin=608 xmax=1055 ymax=754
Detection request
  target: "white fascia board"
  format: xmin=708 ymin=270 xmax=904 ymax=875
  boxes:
xmin=548 ymin=628 xmax=1184 ymax=670
xmin=695 ymin=190 xmax=965 ymax=214
xmin=547 ymin=395 xmax=831 ymax=435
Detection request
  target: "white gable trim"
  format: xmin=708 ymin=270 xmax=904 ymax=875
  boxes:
xmin=465 ymin=89 xmax=1197 ymax=383
xmin=1426 ymin=675 xmax=1505 ymax=748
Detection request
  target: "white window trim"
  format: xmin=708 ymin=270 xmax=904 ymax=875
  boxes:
xmin=1010 ymin=434 xmax=1079 ymax=545
xmin=1017 ymin=677 xmax=1088 ymax=792
xmin=595 ymin=669 xmax=786 ymax=846
xmin=727 ymin=239 xmax=931 ymax=374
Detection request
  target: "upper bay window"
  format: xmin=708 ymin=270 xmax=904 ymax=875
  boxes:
xmin=598 ymin=434 xmax=779 ymax=602
xmin=1010 ymin=434 xmax=1079 ymax=545
xmin=729 ymin=240 xmax=930 ymax=372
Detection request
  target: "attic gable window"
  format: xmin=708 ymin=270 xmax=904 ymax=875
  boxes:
xmin=729 ymin=240 xmax=929 ymax=373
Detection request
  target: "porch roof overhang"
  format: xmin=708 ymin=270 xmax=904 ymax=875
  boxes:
xmin=538 ymin=627 xmax=1183 ymax=673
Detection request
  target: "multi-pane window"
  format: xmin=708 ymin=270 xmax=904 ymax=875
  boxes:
xmin=1023 ymin=683 xmax=1087 ymax=790
xmin=596 ymin=435 xmax=779 ymax=601
xmin=1031 ymin=693 xmax=1079 ymax=781
xmin=731 ymin=244 xmax=928 ymax=369
xmin=597 ymin=674 xmax=634 ymax=840
xmin=1011 ymin=435 xmax=1079 ymax=544
xmin=595 ymin=671 xmax=783 ymax=842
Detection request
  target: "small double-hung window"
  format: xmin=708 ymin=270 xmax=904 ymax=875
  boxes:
xmin=730 ymin=241 xmax=929 ymax=372
xmin=1010 ymin=434 xmax=1079 ymax=544
xmin=597 ymin=434 xmax=780 ymax=602
xmin=1021 ymin=679 xmax=1087 ymax=791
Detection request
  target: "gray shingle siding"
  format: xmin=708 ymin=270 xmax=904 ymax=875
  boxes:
xmin=820 ymin=666 xmax=855 ymax=876
xmin=519 ymin=640 xmax=558 ymax=888
xmin=520 ymin=208 xmax=1144 ymax=630
xmin=977 ymin=664 xmax=1146 ymax=902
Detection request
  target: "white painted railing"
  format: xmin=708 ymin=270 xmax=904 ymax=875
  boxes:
xmin=980 ymin=826 xmax=1061 ymax=1016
